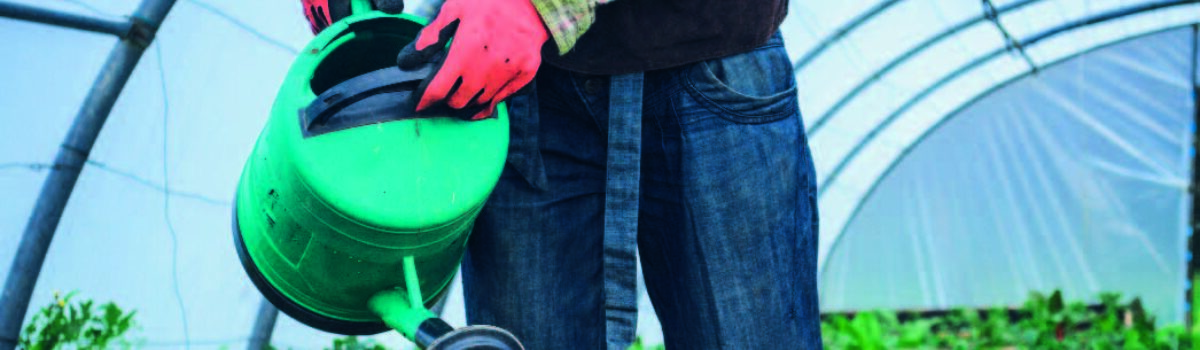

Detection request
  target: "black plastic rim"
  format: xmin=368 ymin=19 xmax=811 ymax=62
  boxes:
xmin=231 ymin=202 xmax=391 ymax=335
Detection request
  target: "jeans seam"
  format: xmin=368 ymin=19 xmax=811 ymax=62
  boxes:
xmin=653 ymin=117 xmax=673 ymax=182
xmin=664 ymin=95 xmax=687 ymax=185
xmin=678 ymin=129 xmax=724 ymax=346
xmin=682 ymin=196 xmax=723 ymax=347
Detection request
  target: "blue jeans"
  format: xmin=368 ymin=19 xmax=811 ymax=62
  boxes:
xmin=461 ymin=33 xmax=821 ymax=349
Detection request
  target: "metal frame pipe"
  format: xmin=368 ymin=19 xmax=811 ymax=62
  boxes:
xmin=0 ymin=0 xmax=177 ymax=348
xmin=804 ymin=0 xmax=1044 ymax=136
xmin=790 ymin=0 xmax=904 ymax=71
xmin=1187 ymin=23 xmax=1199 ymax=330
xmin=247 ymin=299 xmax=278 ymax=350
xmin=0 ymin=1 xmax=131 ymax=37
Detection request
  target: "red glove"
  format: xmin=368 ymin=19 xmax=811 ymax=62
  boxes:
xmin=400 ymin=0 xmax=550 ymax=120
xmin=301 ymin=0 xmax=403 ymax=34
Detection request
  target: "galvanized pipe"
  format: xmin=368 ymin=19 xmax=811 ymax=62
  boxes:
xmin=0 ymin=0 xmax=177 ymax=348
xmin=0 ymin=1 xmax=132 ymax=37
xmin=1187 ymin=23 xmax=1199 ymax=330
xmin=805 ymin=0 xmax=1044 ymax=136
xmin=247 ymin=299 xmax=278 ymax=350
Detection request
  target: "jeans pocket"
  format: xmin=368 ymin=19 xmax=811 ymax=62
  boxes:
xmin=681 ymin=33 xmax=798 ymax=124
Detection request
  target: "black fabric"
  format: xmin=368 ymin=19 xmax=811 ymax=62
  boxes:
xmin=372 ymin=0 xmax=405 ymax=14
xmin=327 ymin=0 xmax=352 ymax=24
xmin=543 ymin=0 xmax=788 ymax=75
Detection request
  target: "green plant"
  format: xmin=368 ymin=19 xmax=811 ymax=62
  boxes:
xmin=821 ymin=289 xmax=1200 ymax=349
xmin=18 ymin=291 xmax=138 ymax=350
xmin=628 ymin=336 xmax=666 ymax=350
xmin=327 ymin=336 xmax=389 ymax=350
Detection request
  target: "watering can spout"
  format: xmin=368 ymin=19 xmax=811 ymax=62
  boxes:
xmin=369 ymin=288 xmax=524 ymax=350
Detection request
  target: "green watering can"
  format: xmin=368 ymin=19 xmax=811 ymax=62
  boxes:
xmin=232 ymin=1 xmax=522 ymax=348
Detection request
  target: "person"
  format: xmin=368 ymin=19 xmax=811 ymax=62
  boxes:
xmin=300 ymin=0 xmax=821 ymax=348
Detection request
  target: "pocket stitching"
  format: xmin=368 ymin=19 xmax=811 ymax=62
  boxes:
xmin=681 ymin=44 xmax=798 ymax=125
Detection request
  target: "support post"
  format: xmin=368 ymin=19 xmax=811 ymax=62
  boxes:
xmin=1188 ymin=23 xmax=1199 ymax=331
xmin=0 ymin=1 xmax=132 ymax=37
xmin=247 ymin=299 xmax=279 ymax=350
xmin=0 ymin=0 xmax=177 ymax=348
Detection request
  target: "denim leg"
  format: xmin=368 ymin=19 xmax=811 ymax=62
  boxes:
xmin=638 ymin=34 xmax=822 ymax=349
xmin=462 ymin=66 xmax=609 ymax=349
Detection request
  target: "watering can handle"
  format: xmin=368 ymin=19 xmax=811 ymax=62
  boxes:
xmin=300 ymin=65 xmax=485 ymax=138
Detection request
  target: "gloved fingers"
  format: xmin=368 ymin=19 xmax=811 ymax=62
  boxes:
xmin=462 ymin=70 xmax=526 ymax=121
xmin=415 ymin=45 xmax=474 ymax=112
xmin=415 ymin=29 xmax=479 ymax=111
xmin=450 ymin=45 xmax=519 ymax=109
xmin=301 ymin=0 xmax=332 ymax=34
xmin=415 ymin=70 xmax=459 ymax=112
xmin=404 ymin=0 xmax=547 ymax=120
xmin=396 ymin=42 xmax=433 ymax=70
xmin=469 ymin=101 xmax=498 ymax=121
xmin=473 ymin=51 xmax=539 ymax=106
xmin=464 ymin=54 xmax=538 ymax=121
xmin=469 ymin=79 xmax=508 ymax=108
xmin=490 ymin=65 xmax=536 ymax=107
xmin=416 ymin=11 xmax=459 ymax=51
xmin=397 ymin=19 xmax=457 ymax=69
xmin=446 ymin=74 xmax=486 ymax=109
xmin=467 ymin=65 xmax=520 ymax=108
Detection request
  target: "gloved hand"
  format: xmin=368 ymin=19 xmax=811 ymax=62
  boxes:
xmin=397 ymin=0 xmax=549 ymax=120
xmin=301 ymin=0 xmax=404 ymax=34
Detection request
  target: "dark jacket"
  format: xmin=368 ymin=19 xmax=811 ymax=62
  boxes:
xmin=543 ymin=0 xmax=789 ymax=75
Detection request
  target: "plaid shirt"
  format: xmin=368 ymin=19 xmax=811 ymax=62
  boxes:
xmin=411 ymin=0 xmax=612 ymax=55
xmin=531 ymin=0 xmax=614 ymax=54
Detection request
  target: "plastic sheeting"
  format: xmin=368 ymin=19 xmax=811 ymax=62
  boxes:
xmin=821 ymin=27 xmax=1197 ymax=323
xmin=809 ymin=4 xmax=1200 ymax=271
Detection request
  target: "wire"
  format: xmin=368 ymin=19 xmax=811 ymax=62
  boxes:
xmin=932 ymin=2 xmax=992 ymax=79
xmin=57 ymin=0 xmax=302 ymax=57
xmin=0 ymin=161 xmax=231 ymax=206
xmin=157 ymin=42 xmax=191 ymax=350
xmin=982 ymin=0 xmax=1040 ymax=73
xmin=85 ymin=160 xmax=232 ymax=206
xmin=0 ymin=162 xmax=55 ymax=171
xmin=182 ymin=0 xmax=301 ymax=55
xmin=57 ymin=0 xmax=121 ymax=19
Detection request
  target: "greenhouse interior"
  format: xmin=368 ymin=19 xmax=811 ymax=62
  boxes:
xmin=1 ymin=0 xmax=1198 ymax=348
